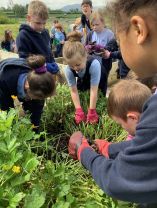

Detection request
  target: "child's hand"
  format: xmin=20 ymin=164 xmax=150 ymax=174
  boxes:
xmin=102 ymin=50 xmax=111 ymax=59
xmin=87 ymin=109 xmax=99 ymax=124
xmin=75 ymin=108 xmax=86 ymax=124
xmin=95 ymin=139 xmax=111 ymax=158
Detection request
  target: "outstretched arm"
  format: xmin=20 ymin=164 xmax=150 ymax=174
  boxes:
xmin=70 ymin=86 xmax=81 ymax=109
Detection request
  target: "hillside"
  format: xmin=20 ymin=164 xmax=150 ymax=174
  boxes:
xmin=60 ymin=4 xmax=101 ymax=12
xmin=61 ymin=4 xmax=81 ymax=12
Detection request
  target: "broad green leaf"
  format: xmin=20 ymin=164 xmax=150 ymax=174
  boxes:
xmin=23 ymin=155 xmax=39 ymax=172
xmin=58 ymin=184 xmax=70 ymax=197
xmin=8 ymin=192 xmax=25 ymax=208
xmin=53 ymin=201 xmax=70 ymax=208
xmin=11 ymin=174 xmax=31 ymax=187
xmin=24 ymin=188 xmax=46 ymax=208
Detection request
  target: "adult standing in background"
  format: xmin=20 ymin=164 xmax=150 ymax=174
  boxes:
xmin=76 ymin=0 xmax=93 ymax=44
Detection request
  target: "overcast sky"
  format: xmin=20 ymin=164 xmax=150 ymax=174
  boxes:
xmin=1 ymin=0 xmax=106 ymax=9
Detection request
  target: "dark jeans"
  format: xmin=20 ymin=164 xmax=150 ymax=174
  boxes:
xmin=55 ymin=44 xmax=63 ymax=57
xmin=137 ymin=203 xmax=157 ymax=208
xmin=22 ymin=99 xmax=45 ymax=128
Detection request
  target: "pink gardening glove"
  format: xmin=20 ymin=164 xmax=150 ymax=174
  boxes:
xmin=75 ymin=108 xmax=86 ymax=124
xmin=95 ymin=139 xmax=111 ymax=158
xmin=87 ymin=109 xmax=99 ymax=124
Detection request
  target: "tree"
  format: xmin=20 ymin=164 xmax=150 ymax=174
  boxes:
xmin=12 ymin=4 xmax=26 ymax=17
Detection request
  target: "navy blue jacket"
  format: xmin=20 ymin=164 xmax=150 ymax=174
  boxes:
xmin=0 ymin=58 xmax=44 ymax=127
xmin=0 ymin=58 xmax=30 ymax=108
xmin=16 ymin=24 xmax=54 ymax=62
xmin=110 ymin=51 xmax=130 ymax=78
xmin=81 ymin=94 xmax=157 ymax=204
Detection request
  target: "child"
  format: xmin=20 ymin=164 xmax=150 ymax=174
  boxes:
xmin=68 ymin=0 xmax=157 ymax=207
xmin=63 ymin=31 xmax=106 ymax=124
xmin=54 ymin=23 xmax=66 ymax=58
xmin=70 ymin=79 xmax=152 ymax=157
xmin=0 ymin=55 xmax=55 ymax=132
xmin=16 ymin=0 xmax=59 ymax=75
xmin=1 ymin=30 xmax=16 ymax=52
xmin=50 ymin=19 xmax=59 ymax=44
xmin=107 ymin=79 xmax=151 ymax=142
xmin=85 ymin=11 xmax=115 ymax=84
xmin=86 ymin=11 xmax=114 ymax=51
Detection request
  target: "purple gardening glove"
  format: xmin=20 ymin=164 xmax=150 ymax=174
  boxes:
xmin=87 ymin=109 xmax=99 ymax=124
xmin=75 ymin=108 xmax=86 ymax=124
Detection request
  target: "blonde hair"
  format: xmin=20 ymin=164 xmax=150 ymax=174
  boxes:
xmin=91 ymin=11 xmax=105 ymax=25
xmin=28 ymin=0 xmax=48 ymax=20
xmin=63 ymin=31 xmax=87 ymax=61
xmin=107 ymin=79 xmax=151 ymax=120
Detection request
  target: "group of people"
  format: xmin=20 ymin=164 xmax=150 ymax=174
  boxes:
xmin=68 ymin=0 xmax=157 ymax=208
xmin=0 ymin=0 xmax=157 ymax=207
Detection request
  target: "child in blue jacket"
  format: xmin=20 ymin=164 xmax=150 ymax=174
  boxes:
xmin=16 ymin=0 xmax=59 ymax=76
xmin=0 ymin=55 xmax=55 ymax=132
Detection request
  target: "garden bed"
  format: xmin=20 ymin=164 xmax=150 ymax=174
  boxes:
xmin=0 ymin=50 xmax=137 ymax=208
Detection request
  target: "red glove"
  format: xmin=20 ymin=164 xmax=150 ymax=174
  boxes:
xmin=68 ymin=131 xmax=92 ymax=160
xmin=95 ymin=139 xmax=111 ymax=158
xmin=87 ymin=109 xmax=99 ymax=124
xmin=75 ymin=108 xmax=86 ymax=124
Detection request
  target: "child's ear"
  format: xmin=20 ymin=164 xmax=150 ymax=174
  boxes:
xmin=25 ymin=80 xmax=29 ymax=90
xmin=130 ymin=16 xmax=148 ymax=44
xmin=26 ymin=15 xmax=31 ymax=22
xmin=127 ymin=112 xmax=140 ymax=121
xmin=151 ymin=86 xmax=157 ymax=94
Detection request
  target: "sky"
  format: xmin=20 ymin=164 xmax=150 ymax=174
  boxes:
xmin=1 ymin=0 xmax=107 ymax=9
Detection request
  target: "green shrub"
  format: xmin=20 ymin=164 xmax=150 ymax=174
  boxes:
xmin=0 ymin=13 xmax=17 ymax=24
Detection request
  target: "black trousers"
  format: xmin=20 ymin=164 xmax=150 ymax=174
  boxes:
xmin=137 ymin=203 xmax=157 ymax=208
xmin=22 ymin=99 xmax=45 ymax=127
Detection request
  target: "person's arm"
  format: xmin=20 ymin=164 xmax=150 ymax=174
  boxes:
xmin=110 ymin=51 xmax=122 ymax=59
xmin=108 ymin=140 xmax=132 ymax=159
xmin=64 ymin=66 xmax=82 ymax=108
xmin=89 ymin=59 xmax=101 ymax=109
xmin=105 ymin=38 xmax=119 ymax=52
xmin=80 ymin=94 xmax=157 ymax=203
xmin=70 ymin=86 xmax=81 ymax=109
xmin=89 ymin=86 xmax=98 ymax=109
xmin=86 ymin=59 xmax=101 ymax=123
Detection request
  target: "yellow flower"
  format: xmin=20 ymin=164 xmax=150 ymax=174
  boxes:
xmin=12 ymin=165 xmax=21 ymax=174
xmin=11 ymin=95 xmax=17 ymax=100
